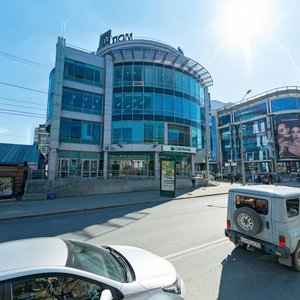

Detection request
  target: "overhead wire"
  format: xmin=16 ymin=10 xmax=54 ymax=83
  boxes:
xmin=0 ymin=96 xmax=47 ymax=107
xmin=0 ymin=50 xmax=52 ymax=71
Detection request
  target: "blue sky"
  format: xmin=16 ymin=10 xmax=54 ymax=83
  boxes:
xmin=0 ymin=0 xmax=299 ymax=145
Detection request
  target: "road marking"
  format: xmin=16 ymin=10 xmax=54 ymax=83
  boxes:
xmin=164 ymin=238 xmax=228 ymax=260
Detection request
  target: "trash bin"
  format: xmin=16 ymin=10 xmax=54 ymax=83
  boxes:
xmin=47 ymin=192 xmax=56 ymax=200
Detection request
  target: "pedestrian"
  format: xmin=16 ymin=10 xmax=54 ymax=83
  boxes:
xmin=269 ymin=172 xmax=273 ymax=184
xmin=230 ymin=174 xmax=233 ymax=184
xmin=191 ymin=174 xmax=196 ymax=190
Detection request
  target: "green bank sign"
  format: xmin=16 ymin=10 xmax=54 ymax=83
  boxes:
xmin=162 ymin=145 xmax=196 ymax=154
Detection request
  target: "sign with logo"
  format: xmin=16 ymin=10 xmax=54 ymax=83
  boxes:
xmin=98 ymin=30 xmax=133 ymax=49
xmin=160 ymin=159 xmax=176 ymax=197
xmin=162 ymin=145 xmax=196 ymax=154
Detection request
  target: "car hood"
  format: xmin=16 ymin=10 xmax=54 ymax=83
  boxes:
xmin=111 ymin=245 xmax=177 ymax=289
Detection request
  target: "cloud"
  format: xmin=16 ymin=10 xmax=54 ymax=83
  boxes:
xmin=0 ymin=127 xmax=9 ymax=134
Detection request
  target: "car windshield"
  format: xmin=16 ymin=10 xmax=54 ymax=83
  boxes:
xmin=64 ymin=239 xmax=128 ymax=283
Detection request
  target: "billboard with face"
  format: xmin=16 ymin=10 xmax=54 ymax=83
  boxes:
xmin=274 ymin=114 xmax=300 ymax=159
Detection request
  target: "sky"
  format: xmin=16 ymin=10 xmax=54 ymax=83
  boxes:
xmin=0 ymin=0 xmax=299 ymax=145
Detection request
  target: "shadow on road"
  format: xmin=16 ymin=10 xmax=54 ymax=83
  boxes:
xmin=0 ymin=201 xmax=168 ymax=243
xmin=218 ymin=247 xmax=300 ymax=300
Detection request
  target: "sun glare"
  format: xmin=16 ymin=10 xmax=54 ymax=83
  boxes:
xmin=217 ymin=0 xmax=275 ymax=58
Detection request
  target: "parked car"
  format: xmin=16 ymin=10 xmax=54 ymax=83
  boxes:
xmin=225 ymin=185 xmax=300 ymax=270
xmin=0 ymin=237 xmax=186 ymax=299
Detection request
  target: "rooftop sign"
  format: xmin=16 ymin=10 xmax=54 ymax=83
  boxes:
xmin=98 ymin=30 xmax=133 ymax=49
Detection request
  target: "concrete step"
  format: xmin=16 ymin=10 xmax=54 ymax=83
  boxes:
xmin=22 ymin=193 xmax=47 ymax=201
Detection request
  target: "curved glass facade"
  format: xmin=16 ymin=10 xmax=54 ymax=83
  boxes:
xmin=112 ymin=62 xmax=205 ymax=148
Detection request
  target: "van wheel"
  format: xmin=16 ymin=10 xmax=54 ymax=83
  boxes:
xmin=233 ymin=207 xmax=263 ymax=236
xmin=292 ymin=242 xmax=300 ymax=271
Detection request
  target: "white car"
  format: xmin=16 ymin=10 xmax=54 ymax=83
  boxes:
xmin=0 ymin=237 xmax=185 ymax=299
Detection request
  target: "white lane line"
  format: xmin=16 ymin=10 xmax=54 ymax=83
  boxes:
xmin=164 ymin=237 xmax=228 ymax=260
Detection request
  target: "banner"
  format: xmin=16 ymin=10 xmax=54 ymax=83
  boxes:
xmin=0 ymin=176 xmax=13 ymax=197
xmin=160 ymin=160 xmax=176 ymax=197
xmin=275 ymin=114 xmax=300 ymax=159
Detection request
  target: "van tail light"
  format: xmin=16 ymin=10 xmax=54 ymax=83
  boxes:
xmin=227 ymin=219 xmax=231 ymax=229
xmin=279 ymin=235 xmax=285 ymax=247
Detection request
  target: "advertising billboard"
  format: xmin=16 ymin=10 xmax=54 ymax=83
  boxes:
xmin=160 ymin=159 xmax=176 ymax=197
xmin=0 ymin=176 xmax=14 ymax=197
xmin=275 ymin=114 xmax=300 ymax=159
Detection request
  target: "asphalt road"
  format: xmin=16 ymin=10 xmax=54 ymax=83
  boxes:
xmin=1 ymin=194 xmax=300 ymax=299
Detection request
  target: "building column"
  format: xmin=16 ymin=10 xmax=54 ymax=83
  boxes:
xmin=155 ymin=151 xmax=160 ymax=179
xmin=103 ymin=151 xmax=108 ymax=179
xmin=48 ymin=37 xmax=65 ymax=180
xmin=191 ymin=154 xmax=195 ymax=175
xmin=102 ymin=54 xmax=113 ymax=180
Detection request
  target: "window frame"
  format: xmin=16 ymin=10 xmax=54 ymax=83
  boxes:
xmin=4 ymin=272 xmax=123 ymax=300
xmin=235 ymin=195 xmax=269 ymax=215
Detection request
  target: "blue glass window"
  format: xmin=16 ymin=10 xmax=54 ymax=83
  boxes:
xmin=175 ymin=71 xmax=182 ymax=91
xmin=218 ymin=114 xmax=231 ymax=126
xmin=154 ymin=94 xmax=164 ymax=115
xmin=84 ymin=64 xmax=94 ymax=83
xmin=62 ymin=87 xmax=102 ymax=115
xmin=123 ymin=94 xmax=132 ymax=114
xmin=183 ymin=73 xmax=190 ymax=94
xmin=175 ymin=97 xmax=183 ymax=118
xmin=63 ymin=59 xmax=103 ymax=87
xmin=113 ymin=94 xmax=122 ymax=115
xmin=133 ymin=121 xmax=143 ymax=143
xmin=62 ymin=88 xmax=72 ymax=110
xmin=123 ymin=65 xmax=133 ymax=86
xmin=60 ymin=118 xmax=71 ymax=138
xmin=132 ymin=93 xmax=143 ymax=114
xmin=83 ymin=93 xmax=93 ymax=112
xmin=64 ymin=59 xmax=74 ymax=78
xmin=155 ymin=122 xmax=164 ymax=144
xmin=133 ymin=64 xmax=143 ymax=82
xmin=165 ymin=95 xmax=174 ymax=117
xmin=93 ymin=95 xmax=102 ymax=114
xmin=271 ymin=98 xmax=300 ymax=112
xmin=144 ymin=122 xmax=154 ymax=143
xmin=144 ymin=94 xmax=153 ymax=114
xmin=183 ymin=99 xmax=191 ymax=120
xmin=164 ymin=67 xmax=174 ymax=89
xmin=71 ymin=120 xmax=81 ymax=139
xmin=73 ymin=91 xmax=83 ymax=111
xmin=144 ymin=65 xmax=154 ymax=86
xmin=234 ymin=103 xmax=267 ymax=122
xmin=113 ymin=66 xmax=123 ymax=87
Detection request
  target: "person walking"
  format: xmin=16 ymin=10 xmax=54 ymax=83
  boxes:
xmin=191 ymin=174 xmax=196 ymax=190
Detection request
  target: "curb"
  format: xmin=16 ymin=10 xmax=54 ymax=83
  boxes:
xmin=0 ymin=192 xmax=229 ymax=222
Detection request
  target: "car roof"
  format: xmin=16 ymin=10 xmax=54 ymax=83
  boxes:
xmin=229 ymin=185 xmax=300 ymax=198
xmin=0 ymin=237 xmax=68 ymax=274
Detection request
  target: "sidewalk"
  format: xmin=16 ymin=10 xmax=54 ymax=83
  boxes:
xmin=0 ymin=181 xmax=299 ymax=221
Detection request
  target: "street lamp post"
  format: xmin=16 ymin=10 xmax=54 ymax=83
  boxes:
xmin=239 ymin=89 xmax=251 ymax=186
xmin=240 ymin=123 xmax=246 ymax=185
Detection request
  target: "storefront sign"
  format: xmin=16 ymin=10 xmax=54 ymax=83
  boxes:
xmin=99 ymin=30 xmax=133 ymax=49
xmin=160 ymin=160 xmax=176 ymax=197
xmin=162 ymin=145 xmax=196 ymax=154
